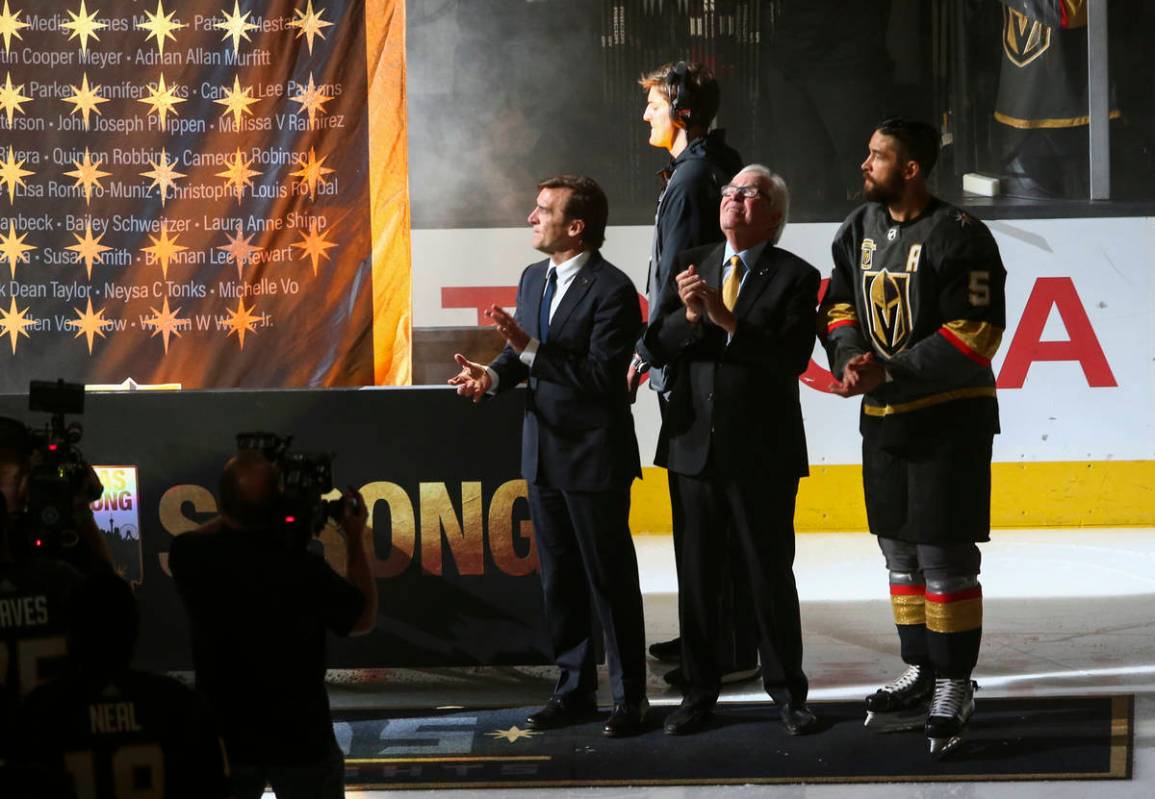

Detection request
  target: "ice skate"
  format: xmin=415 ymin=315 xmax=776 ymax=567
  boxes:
xmin=863 ymin=664 xmax=935 ymax=732
xmin=925 ymin=677 xmax=976 ymax=757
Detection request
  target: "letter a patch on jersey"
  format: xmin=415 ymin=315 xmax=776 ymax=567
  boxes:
xmin=863 ymin=269 xmax=913 ymax=356
xmin=860 ymin=238 xmax=877 ymax=270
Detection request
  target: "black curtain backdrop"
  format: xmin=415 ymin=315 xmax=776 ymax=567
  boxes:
xmin=0 ymin=387 xmax=552 ymax=670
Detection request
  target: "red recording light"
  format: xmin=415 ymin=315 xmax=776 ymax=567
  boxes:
xmin=34 ymin=538 xmax=43 ymax=548
xmin=284 ymin=515 xmax=297 ymax=524
xmin=48 ymin=444 xmax=58 ymax=451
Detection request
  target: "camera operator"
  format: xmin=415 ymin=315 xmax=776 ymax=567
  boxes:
xmin=9 ymin=571 xmax=230 ymax=799
xmin=0 ymin=418 xmax=87 ymax=715
xmin=0 ymin=414 xmax=112 ymax=578
xmin=0 ymin=418 xmax=85 ymax=795
xmin=169 ymin=449 xmax=377 ymax=799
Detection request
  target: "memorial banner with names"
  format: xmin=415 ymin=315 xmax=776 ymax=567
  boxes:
xmin=0 ymin=0 xmax=411 ymax=389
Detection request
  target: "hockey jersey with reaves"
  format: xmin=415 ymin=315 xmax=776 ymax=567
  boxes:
xmin=819 ymin=198 xmax=1008 ymax=443
xmin=0 ymin=557 xmax=82 ymax=711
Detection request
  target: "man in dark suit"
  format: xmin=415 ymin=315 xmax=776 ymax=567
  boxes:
xmin=643 ymin=165 xmax=821 ymax=736
xmin=450 ymin=175 xmax=649 ymax=737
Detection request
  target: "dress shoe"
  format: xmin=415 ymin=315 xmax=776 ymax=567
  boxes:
xmin=526 ymin=696 xmax=599 ymax=730
xmin=648 ymin=637 xmax=681 ymax=663
xmin=663 ymin=664 xmax=760 ymax=689
xmin=723 ymin=664 xmax=761 ymax=685
xmin=603 ymin=698 xmax=649 ymax=737
xmin=664 ymin=700 xmax=714 ymax=735
xmin=779 ymin=702 xmax=818 ymax=735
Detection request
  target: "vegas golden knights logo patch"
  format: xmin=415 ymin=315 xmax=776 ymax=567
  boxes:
xmin=860 ymin=238 xmax=876 ymax=270
xmin=1003 ymin=8 xmax=1051 ymax=67
xmin=863 ymin=269 xmax=912 ymax=356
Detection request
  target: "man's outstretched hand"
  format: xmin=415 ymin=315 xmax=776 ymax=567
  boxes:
xmin=486 ymin=305 xmax=530 ymax=353
xmin=448 ymin=353 xmax=492 ymax=403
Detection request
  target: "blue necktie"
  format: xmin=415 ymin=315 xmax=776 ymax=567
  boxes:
xmin=539 ymin=267 xmax=557 ymax=342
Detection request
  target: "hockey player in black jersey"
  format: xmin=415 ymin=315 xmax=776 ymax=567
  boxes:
xmin=818 ymin=118 xmax=1007 ymax=757
xmin=0 ymin=419 xmax=84 ymax=718
xmin=11 ymin=572 xmax=230 ymax=799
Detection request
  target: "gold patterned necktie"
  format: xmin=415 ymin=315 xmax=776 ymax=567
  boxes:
xmin=722 ymin=255 xmax=744 ymax=310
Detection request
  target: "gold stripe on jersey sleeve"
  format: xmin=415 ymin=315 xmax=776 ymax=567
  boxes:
xmin=819 ymin=302 xmax=858 ymax=333
xmin=1065 ymin=0 xmax=1088 ymax=28
xmin=942 ymin=320 xmax=1004 ymax=361
xmin=863 ymin=386 xmax=997 ymax=417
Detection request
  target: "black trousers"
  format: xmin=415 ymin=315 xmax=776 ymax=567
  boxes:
xmin=672 ymin=470 xmax=807 ymax=706
xmin=528 ymin=483 xmax=646 ymax=705
xmin=658 ymin=393 xmax=759 ymax=671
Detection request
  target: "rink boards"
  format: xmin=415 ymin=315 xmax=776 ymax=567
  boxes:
xmin=414 ymin=216 xmax=1155 ymax=530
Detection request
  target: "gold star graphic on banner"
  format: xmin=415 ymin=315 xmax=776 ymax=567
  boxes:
xmin=136 ymin=73 xmax=185 ymax=130
xmin=289 ymin=147 xmax=334 ymax=201
xmin=62 ymin=0 xmax=107 ymax=53
xmin=143 ymin=295 xmax=185 ymax=354
xmin=213 ymin=75 xmax=259 ymax=129
xmin=225 ymin=297 xmax=259 ymax=349
xmin=215 ymin=147 xmax=260 ymax=204
xmin=217 ymin=223 xmax=262 ymax=281
xmin=141 ymin=221 xmax=187 ymax=280
xmin=0 ymin=2 xmax=29 ymax=54
xmin=64 ymin=149 xmax=110 ymax=206
xmin=485 ymin=726 xmax=537 ymax=743
xmin=0 ymin=296 xmax=33 ymax=353
xmin=65 ymin=220 xmax=111 ymax=280
xmin=69 ymin=297 xmax=109 ymax=354
xmin=289 ymin=73 xmax=333 ymax=127
xmin=217 ymin=1 xmax=258 ymax=51
xmin=0 ymin=147 xmax=33 ymax=204
xmin=0 ymin=71 xmax=30 ymax=127
xmin=291 ymin=220 xmax=336 ymax=276
xmin=139 ymin=149 xmax=185 ymax=207
xmin=138 ymin=0 xmax=184 ymax=56
xmin=63 ymin=73 xmax=109 ymax=130
xmin=0 ymin=223 xmax=34 ymax=278
xmin=288 ymin=0 xmax=333 ymax=55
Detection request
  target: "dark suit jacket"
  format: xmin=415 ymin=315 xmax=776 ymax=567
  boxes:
xmin=643 ymin=241 xmax=820 ymax=480
xmin=490 ymin=251 xmax=643 ymax=492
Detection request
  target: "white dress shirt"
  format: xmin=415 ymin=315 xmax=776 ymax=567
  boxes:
xmin=488 ymin=250 xmax=592 ymax=390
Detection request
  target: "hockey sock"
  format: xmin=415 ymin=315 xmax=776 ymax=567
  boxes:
xmin=925 ymin=579 xmax=982 ymax=678
xmin=889 ymin=572 xmax=930 ymax=666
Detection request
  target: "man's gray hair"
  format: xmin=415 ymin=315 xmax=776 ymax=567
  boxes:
xmin=736 ymin=164 xmax=790 ymax=244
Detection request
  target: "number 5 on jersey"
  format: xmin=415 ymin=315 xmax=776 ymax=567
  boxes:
xmin=969 ymin=271 xmax=991 ymax=307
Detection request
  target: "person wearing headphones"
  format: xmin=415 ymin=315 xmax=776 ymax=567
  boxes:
xmin=629 ymin=61 xmax=759 ymax=691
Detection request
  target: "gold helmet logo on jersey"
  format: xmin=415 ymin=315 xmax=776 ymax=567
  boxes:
xmin=860 ymin=238 xmax=876 ymax=270
xmin=1003 ymin=8 xmax=1051 ymax=67
xmin=864 ymin=269 xmax=912 ymax=356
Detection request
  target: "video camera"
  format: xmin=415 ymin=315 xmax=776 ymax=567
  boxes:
xmin=235 ymin=432 xmax=348 ymax=548
xmin=9 ymin=380 xmax=103 ymax=559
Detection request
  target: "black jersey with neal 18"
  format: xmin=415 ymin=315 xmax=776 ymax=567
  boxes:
xmin=820 ymin=198 xmax=1008 ymax=441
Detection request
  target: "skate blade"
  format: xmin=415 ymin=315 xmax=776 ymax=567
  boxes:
xmin=864 ymin=708 xmax=928 ymax=733
xmin=928 ymin=733 xmax=964 ymax=758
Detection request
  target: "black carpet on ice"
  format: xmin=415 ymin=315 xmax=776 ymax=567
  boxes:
xmin=334 ymin=695 xmax=1133 ymax=790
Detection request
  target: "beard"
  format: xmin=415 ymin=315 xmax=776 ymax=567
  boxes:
xmin=863 ymin=174 xmax=902 ymax=204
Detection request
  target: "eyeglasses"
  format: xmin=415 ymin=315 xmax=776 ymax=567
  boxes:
xmin=721 ymin=184 xmax=762 ymax=200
